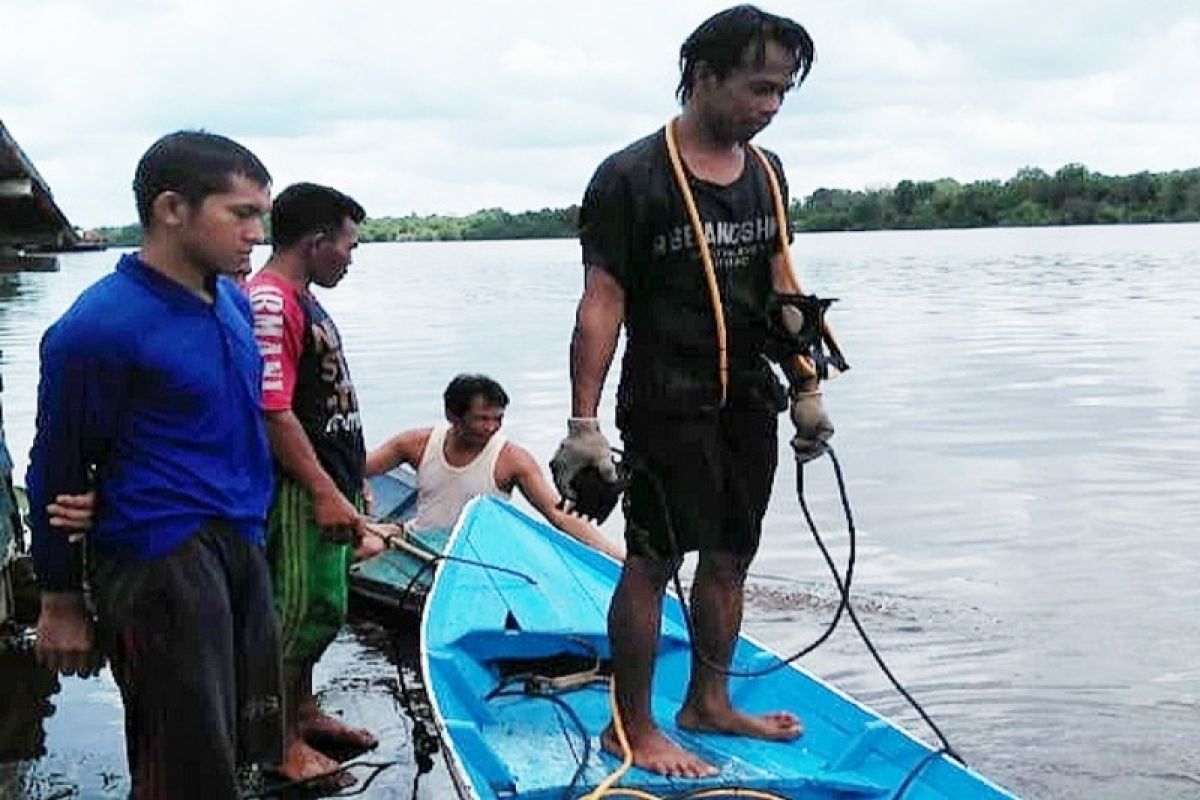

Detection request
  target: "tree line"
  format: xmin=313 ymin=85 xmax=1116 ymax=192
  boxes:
xmin=92 ymin=163 xmax=1200 ymax=246
xmin=798 ymin=164 xmax=1200 ymax=231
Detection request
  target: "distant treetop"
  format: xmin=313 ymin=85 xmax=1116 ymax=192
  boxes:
xmin=91 ymin=164 xmax=1200 ymax=245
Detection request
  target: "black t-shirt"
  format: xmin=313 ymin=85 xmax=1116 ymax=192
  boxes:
xmin=579 ymin=128 xmax=790 ymax=419
xmin=293 ymin=292 xmax=365 ymax=496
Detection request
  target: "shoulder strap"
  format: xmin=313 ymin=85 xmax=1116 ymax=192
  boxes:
xmin=664 ymin=118 xmax=729 ymax=406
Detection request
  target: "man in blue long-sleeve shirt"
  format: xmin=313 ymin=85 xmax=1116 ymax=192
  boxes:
xmin=26 ymin=131 xmax=282 ymax=800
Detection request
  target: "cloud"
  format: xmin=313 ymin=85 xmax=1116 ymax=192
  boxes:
xmin=499 ymin=39 xmax=618 ymax=81
xmin=1 ymin=0 xmax=1197 ymax=226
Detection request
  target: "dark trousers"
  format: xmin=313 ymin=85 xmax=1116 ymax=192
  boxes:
xmin=91 ymin=523 xmax=283 ymax=800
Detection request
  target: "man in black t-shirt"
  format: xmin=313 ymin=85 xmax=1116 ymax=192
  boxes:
xmin=551 ymin=6 xmax=831 ymax=778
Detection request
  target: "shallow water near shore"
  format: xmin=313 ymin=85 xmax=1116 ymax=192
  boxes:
xmin=2 ymin=224 xmax=1199 ymax=798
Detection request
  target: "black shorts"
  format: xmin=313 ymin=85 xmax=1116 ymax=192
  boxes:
xmin=91 ymin=522 xmax=283 ymax=799
xmin=619 ymin=407 xmax=778 ymax=561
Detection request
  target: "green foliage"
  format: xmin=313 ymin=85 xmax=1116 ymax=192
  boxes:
xmin=795 ymin=164 xmax=1200 ymax=231
xmin=92 ymin=223 xmax=141 ymax=246
xmin=354 ymin=206 xmax=579 ymax=243
xmin=89 ymin=165 xmax=1200 ymax=245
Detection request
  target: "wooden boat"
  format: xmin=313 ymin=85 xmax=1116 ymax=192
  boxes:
xmin=348 ymin=466 xmax=449 ymax=615
xmin=421 ymin=496 xmax=1020 ymax=800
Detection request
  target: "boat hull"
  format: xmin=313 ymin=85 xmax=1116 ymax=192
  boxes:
xmin=420 ymin=497 xmax=1019 ymax=800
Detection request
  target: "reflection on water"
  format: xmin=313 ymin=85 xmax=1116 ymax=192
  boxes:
xmin=0 ymin=224 xmax=1198 ymax=798
xmin=0 ymin=646 xmax=58 ymax=762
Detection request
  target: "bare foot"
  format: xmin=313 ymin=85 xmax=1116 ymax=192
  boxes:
xmin=299 ymin=708 xmax=379 ymax=752
xmin=273 ymin=735 xmax=356 ymax=791
xmin=600 ymin=724 xmax=718 ymax=778
xmin=676 ymin=704 xmax=803 ymax=741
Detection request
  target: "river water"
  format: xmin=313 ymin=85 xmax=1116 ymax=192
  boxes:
xmin=0 ymin=224 xmax=1198 ymax=798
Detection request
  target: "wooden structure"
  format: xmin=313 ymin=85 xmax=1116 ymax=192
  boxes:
xmin=1 ymin=119 xmax=78 ymax=269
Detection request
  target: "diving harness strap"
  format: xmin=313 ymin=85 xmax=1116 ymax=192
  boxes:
xmin=663 ymin=117 xmax=848 ymax=400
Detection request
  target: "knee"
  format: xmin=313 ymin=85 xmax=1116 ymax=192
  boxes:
xmin=623 ymin=551 xmax=680 ymax=591
xmin=697 ymin=550 xmax=751 ymax=588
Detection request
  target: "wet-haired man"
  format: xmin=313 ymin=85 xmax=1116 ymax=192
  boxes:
xmin=27 ymin=131 xmax=281 ymax=798
xmin=552 ymin=5 xmax=833 ymax=778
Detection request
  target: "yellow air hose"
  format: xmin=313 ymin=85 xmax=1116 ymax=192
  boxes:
xmin=579 ymin=681 xmax=646 ymax=800
xmin=664 ymin=118 xmax=730 ymax=406
xmin=746 ymin=142 xmax=799 ymax=293
xmin=665 ymin=118 xmax=834 ymax=392
xmin=579 ymin=682 xmax=790 ymax=800
xmin=747 ymin=143 xmax=844 ymax=379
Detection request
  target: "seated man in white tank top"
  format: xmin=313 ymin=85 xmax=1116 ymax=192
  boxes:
xmin=364 ymin=374 xmax=625 ymax=562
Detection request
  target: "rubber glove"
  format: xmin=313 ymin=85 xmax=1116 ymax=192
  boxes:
xmin=790 ymin=385 xmax=834 ymax=463
xmin=550 ymin=418 xmax=618 ymax=501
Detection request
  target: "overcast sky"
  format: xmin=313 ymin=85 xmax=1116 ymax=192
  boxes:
xmin=3 ymin=0 xmax=1198 ymax=227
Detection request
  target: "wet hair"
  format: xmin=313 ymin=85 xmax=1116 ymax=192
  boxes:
xmin=444 ymin=374 xmax=510 ymax=418
xmin=133 ymin=130 xmax=270 ymax=226
xmin=270 ymin=182 xmax=366 ymax=250
xmin=676 ymin=5 xmax=815 ymax=103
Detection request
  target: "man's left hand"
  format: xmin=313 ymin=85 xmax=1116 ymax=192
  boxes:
xmin=790 ymin=383 xmax=834 ymax=462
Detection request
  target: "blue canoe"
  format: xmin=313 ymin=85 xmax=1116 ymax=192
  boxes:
xmin=421 ymin=496 xmax=1020 ymax=800
xmin=348 ymin=467 xmax=452 ymax=614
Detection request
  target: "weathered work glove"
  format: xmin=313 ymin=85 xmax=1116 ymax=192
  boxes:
xmin=550 ymin=418 xmax=618 ymax=501
xmin=790 ymin=387 xmax=834 ymax=463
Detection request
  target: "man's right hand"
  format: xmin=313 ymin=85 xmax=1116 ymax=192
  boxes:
xmin=550 ymin=418 xmax=618 ymax=501
xmin=36 ymin=592 xmax=100 ymax=678
xmin=312 ymin=488 xmax=365 ymax=544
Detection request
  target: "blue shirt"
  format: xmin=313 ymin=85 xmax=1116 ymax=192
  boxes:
xmin=27 ymin=253 xmax=274 ymax=590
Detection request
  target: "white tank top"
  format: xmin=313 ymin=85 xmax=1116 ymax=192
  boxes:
xmin=410 ymin=423 xmax=510 ymax=532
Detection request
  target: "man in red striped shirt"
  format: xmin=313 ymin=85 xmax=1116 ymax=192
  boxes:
xmin=248 ymin=183 xmax=374 ymax=790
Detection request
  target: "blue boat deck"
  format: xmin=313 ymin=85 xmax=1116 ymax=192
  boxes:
xmin=422 ymin=498 xmax=1019 ymax=800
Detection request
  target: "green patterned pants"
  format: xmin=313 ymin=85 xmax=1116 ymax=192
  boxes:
xmin=267 ymin=477 xmax=362 ymax=664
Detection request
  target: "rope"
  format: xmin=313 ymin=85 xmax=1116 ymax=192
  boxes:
xmin=664 ymin=119 xmax=844 ymax=390
xmin=488 ymin=686 xmax=597 ymax=800
xmin=579 ymin=680 xmax=634 ymax=799
xmin=578 ymin=679 xmax=792 ymax=800
xmin=746 ymin=143 xmax=797 ymax=290
xmin=383 ymin=535 xmax=535 ymax=800
xmin=242 ymin=759 xmax=399 ymax=798
xmin=583 ymin=446 xmax=962 ymax=800
xmin=384 ymin=535 xmax=538 ymax=588
xmin=390 ymin=467 xmax=955 ymax=797
xmin=887 ymin=747 xmax=951 ymax=800
xmin=664 ymin=118 xmax=729 ymax=406
xmin=619 ymin=447 xmax=855 ymax=680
